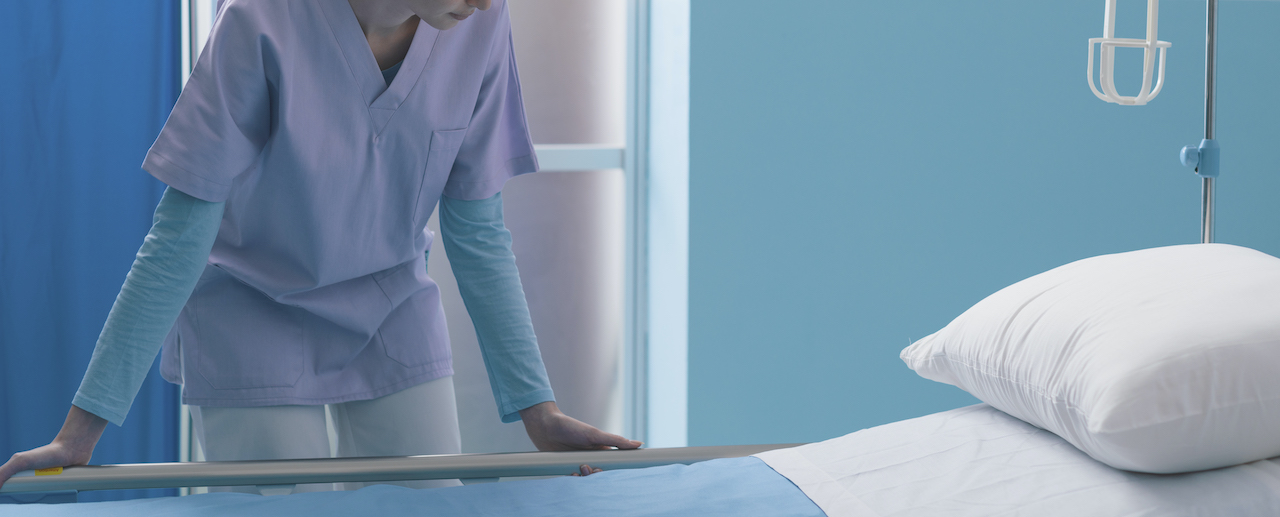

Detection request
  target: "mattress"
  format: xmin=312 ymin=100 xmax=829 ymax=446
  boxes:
xmin=756 ymin=404 xmax=1280 ymax=517
xmin=3 ymin=456 xmax=823 ymax=517
xmin=13 ymin=403 xmax=1280 ymax=516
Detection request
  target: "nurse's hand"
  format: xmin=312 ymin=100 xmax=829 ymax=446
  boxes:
xmin=519 ymin=401 xmax=642 ymax=476
xmin=0 ymin=405 xmax=107 ymax=490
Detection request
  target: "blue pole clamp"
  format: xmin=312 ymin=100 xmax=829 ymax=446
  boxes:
xmin=1180 ymin=139 xmax=1219 ymax=178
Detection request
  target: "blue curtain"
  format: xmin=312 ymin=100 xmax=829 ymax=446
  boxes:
xmin=1 ymin=1 xmax=181 ymax=502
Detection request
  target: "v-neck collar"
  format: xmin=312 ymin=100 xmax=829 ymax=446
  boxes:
xmin=320 ymin=0 xmax=439 ymax=131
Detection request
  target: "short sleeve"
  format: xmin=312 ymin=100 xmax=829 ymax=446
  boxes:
xmin=142 ymin=1 xmax=274 ymax=202
xmin=443 ymin=2 xmax=539 ymax=201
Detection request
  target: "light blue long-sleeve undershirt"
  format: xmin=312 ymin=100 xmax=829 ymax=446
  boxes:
xmin=74 ymin=187 xmax=553 ymax=426
xmin=72 ymin=187 xmax=223 ymax=426
xmin=439 ymin=192 xmax=554 ymax=423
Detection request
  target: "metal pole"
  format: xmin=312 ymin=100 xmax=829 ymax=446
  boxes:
xmin=624 ymin=0 xmax=652 ymax=444
xmin=0 ymin=444 xmax=799 ymax=494
xmin=1201 ymin=177 xmax=1214 ymax=243
xmin=1201 ymin=0 xmax=1218 ymax=244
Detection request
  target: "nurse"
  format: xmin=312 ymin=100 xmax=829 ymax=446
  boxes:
xmin=0 ymin=0 xmax=638 ymax=491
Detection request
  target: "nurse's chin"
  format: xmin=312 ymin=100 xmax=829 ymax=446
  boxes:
xmin=423 ymin=15 xmax=463 ymax=31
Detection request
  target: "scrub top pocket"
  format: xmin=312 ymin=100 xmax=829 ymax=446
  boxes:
xmin=372 ymin=253 xmax=449 ymax=369
xmin=193 ymin=266 xmax=305 ymax=390
xmin=413 ymin=128 xmax=468 ymax=229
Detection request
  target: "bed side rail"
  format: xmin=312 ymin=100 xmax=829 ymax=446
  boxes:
xmin=0 ymin=443 xmax=802 ymax=494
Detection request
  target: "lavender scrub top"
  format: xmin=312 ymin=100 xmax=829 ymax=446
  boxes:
xmin=143 ymin=0 xmax=538 ymax=407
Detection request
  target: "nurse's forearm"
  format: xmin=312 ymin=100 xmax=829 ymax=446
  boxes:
xmin=439 ymin=192 xmax=554 ymax=423
xmin=72 ymin=187 xmax=224 ymax=426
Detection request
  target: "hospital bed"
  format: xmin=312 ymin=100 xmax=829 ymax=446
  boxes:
xmin=10 ymin=1 xmax=1278 ymax=514
xmin=7 ymin=246 xmax=1280 ymax=515
xmin=5 ymin=403 xmax=1280 ymax=516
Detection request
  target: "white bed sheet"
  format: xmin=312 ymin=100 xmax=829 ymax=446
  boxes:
xmin=756 ymin=404 xmax=1280 ymax=517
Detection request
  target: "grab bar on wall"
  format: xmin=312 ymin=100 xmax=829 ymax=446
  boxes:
xmin=1 ymin=444 xmax=800 ymax=494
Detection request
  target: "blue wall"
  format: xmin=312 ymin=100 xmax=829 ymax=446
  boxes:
xmin=688 ymin=0 xmax=1280 ymax=446
xmin=1 ymin=1 xmax=181 ymax=501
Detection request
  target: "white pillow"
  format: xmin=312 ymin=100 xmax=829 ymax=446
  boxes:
xmin=901 ymin=244 xmax=1280 ymax=474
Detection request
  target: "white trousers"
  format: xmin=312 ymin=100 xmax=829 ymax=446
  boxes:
xmin=190 ymin=376 xmax=463 ymax=494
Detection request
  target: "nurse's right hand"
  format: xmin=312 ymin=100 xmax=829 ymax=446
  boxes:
xmin=0 ymin=405 xmax=107 ymax=490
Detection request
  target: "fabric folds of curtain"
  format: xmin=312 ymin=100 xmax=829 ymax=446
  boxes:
xmin=0 ymin=0 xmax=182 ymax=502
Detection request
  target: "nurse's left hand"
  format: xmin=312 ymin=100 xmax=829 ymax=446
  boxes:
xmin=519 ymin=401 xmax=642 ymax=476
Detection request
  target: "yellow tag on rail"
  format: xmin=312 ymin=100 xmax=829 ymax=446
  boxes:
xmin=34 ymin=467 xmax=63 ymax=476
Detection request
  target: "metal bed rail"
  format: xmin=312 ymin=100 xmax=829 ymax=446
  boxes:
xmin=1 ymin=444 xmax=800 ymax=494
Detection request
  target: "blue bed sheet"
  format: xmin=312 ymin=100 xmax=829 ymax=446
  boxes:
xmin=6 ymin=456 xmax=825 ymax=516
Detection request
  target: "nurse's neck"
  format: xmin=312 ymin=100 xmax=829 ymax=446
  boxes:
xmin=348 ymin=0 xmax=419 ymax=70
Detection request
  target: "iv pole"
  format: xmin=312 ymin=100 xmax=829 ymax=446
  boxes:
xmin=1091 ymin=0 xmax=1221 ymax=243
xmin=1183 ymin=0 xmax=1221 ymax=243
xmin=1199 ymin=0 xmax=1219 ymax=244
